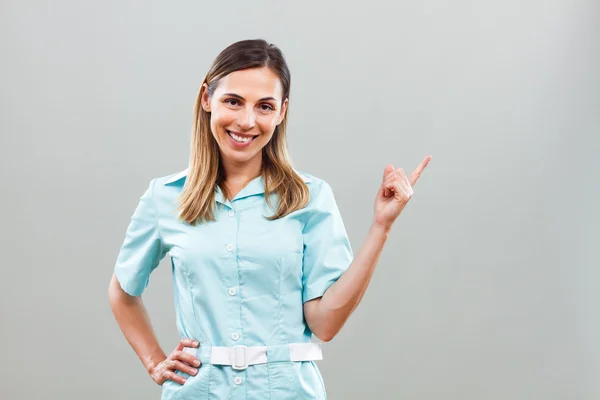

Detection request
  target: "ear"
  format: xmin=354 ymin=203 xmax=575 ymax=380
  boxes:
xmin=200 ymin=83 xmax=211 ymax=112
xmin=277 ymin=98 xmax=289 ymax=125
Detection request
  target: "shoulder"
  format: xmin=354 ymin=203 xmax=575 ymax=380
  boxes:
xmin=138 ymin=169 xmax=188 ymax=211
xmin=149 ymin=168 xmax=335 ymax=200
xmin=294 ymin=170 xmax=337 ymax=209
xmin=144 ymin=168 xmax=189 ymax=197
xmin=155 ymin=168 xmax=189 ymax=186
xmin=294 ymin=170 xmax=327 ymax=190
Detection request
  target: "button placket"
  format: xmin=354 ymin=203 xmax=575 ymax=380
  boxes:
xmin=226 ymin=204 xmax=243 ymax=349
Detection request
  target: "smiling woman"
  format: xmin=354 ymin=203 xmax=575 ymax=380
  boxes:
xmin=201 ymin=67 xmax=288 ymax=157
xmin=204 ymin=67 xmax=286 ymax=156
xmin=177 ymin=41 xmax=307 ymax=224
xmin=108 ymin=38 xmax=431 ymax=400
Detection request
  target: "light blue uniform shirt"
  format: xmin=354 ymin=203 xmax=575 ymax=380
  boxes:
xmin=114 ymin=169 xmax=354 ymax=400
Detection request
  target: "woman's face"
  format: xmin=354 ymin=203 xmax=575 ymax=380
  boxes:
xmin=202 ymin=67 xmax=288 ymax=166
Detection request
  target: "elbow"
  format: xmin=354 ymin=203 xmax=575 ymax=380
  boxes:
xmin=305 ymin=305 xmax=346 ymax=342
xmin=319 ymin=334 xmax=334 ymax=343
xmin=313 ymin=327 xmax=339 ymax=343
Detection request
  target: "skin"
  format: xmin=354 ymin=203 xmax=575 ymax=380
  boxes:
xmin=302 ymin=157 xmax=431 ymax=341
xmin=108 ymin=65 xmax=432 ymax=386
xmin=200 ymin=67 xmax=288 ymax=199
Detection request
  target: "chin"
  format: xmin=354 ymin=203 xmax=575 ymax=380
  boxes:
xmin=222 ymin=147 xmax=256 ymax=160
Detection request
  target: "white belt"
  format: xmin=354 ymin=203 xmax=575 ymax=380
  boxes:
xmin=183 ymin=342 xmax=323 ymax=371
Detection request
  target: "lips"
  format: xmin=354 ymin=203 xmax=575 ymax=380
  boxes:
xmin=227 ymin=130 xmax=258 ymax=139
xmin=226 ymin=130 xmax=258 ymax=148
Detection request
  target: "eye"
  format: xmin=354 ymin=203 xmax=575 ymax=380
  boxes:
xmin=260 ymin=103 xmax=275 ymax=112
xmin=224 ymin=98 xmax=241 ymax=107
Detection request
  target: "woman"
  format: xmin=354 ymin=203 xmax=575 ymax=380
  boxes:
xmin=108 ymin=39 xmax=431 ymax=400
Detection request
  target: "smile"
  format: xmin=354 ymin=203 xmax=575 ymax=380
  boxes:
xmin=227 ymin=130 xmax=258 ymax=144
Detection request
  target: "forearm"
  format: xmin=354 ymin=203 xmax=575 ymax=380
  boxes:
xmin=311 ymin=222 xmax=390 ymax=340
xmin=108 ymin=273 xmax=166 ymax=373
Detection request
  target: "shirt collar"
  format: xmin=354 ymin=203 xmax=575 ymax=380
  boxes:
xmin=163 ymin=167 xmax=311 ymax=203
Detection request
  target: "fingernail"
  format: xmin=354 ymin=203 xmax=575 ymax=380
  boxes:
xmin=195 ymin=359 xmax=200 ymax=366
xmin=191 ymin=368 xmax=198 ymax=374
xmin=193 ymin=341 xmax=199 ymax=346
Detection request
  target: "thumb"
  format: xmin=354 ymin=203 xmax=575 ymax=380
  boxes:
xmin=383 ymin=163 xmax=394 ymax=181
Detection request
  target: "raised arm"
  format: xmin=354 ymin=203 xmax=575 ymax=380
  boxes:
xmin=304 ymin=156 xmax=432 ymax=341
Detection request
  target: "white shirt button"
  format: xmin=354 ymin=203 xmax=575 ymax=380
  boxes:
xmin=228 ymin=287 xmax=237 ymax=296
xmin=229 ymin=210 xmax=235 ymax=217
xmin=231 ymin=332 xmax=240 ymax=341
xmin=226 ymin=244 xmax=234 ymax=252
xmin=234 ymin=376 xmax=242 ymax=385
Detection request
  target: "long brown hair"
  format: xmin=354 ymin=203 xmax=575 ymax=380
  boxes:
xmin=176 ymin=39 xmax=310 ymax=225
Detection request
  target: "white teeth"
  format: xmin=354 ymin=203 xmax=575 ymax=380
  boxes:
xmin=228 ymin=131 xmax=252 ymax=143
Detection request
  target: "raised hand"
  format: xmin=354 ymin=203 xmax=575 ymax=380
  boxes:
xmin=373 ymin=155 xmax=431 ymax=231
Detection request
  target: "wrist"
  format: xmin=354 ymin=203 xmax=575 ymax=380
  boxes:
xmin=145 ymin=354 xmax=167 ymax=375
xmin=370 ymin=221 xmax=391 ymax=236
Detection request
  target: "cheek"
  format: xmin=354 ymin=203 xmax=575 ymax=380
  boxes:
xmin=257 ymin=115 xmax=278 ymax=133
xmin=211 ymin=109 xmax=235 ymax=131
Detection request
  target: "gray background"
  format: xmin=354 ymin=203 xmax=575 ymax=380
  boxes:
xmin=1 ymin=0 xmax=599 ymax=399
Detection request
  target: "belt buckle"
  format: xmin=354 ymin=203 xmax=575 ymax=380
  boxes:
xmin=232 ymin=345 xmax=248 ymax=370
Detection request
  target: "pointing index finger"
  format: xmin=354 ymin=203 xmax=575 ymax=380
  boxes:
xmin=409 ymin=155 xmax=432 ymax=186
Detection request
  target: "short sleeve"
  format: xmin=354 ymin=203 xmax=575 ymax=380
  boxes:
xmin=302 ymin=181 xmax=354 ymax=303
xmin=114 ymin=178 xmax=167 ymax=296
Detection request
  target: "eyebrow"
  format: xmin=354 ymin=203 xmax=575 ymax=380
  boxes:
xmin=222 ymin=93 xmax=278 ymax=102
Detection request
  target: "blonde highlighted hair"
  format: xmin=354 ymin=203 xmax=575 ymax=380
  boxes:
xmin=175 ymin=39 xmax=310 ymax=225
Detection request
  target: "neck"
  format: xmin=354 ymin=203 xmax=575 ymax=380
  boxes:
xmin=221 ymin=154 xmax=263 ymax=184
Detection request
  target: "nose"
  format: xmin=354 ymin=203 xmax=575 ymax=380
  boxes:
xmin=237 ymin=107 xmax=256 ymax=130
